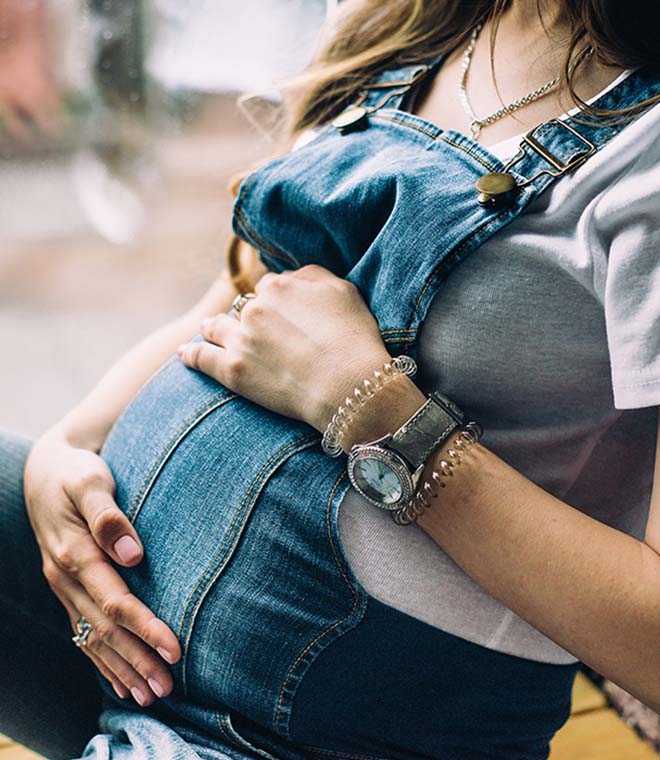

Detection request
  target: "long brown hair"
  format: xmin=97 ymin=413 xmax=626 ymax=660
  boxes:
xmin=227 ymin=0 xmax=660 ymax=291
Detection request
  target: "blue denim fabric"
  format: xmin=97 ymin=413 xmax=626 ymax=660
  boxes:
xmin=93 ymin=61 xmax=660 ymax=760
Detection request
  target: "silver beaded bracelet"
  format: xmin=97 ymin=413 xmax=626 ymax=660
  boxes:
xmin=321 ymin=355 xmax=418 ymax=458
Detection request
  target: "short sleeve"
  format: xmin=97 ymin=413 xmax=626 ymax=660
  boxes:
xmin=597 ymin=138 xmax=660 ymax=409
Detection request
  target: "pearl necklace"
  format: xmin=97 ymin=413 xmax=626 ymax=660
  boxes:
xmin=458 ymin=23 xmax=593 ymax=140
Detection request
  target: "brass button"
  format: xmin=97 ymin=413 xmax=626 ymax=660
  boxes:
xmin=476 ymin=173 xmax=519 ymax=209
xmin=332 ymin=106 xmax=369 ymax=134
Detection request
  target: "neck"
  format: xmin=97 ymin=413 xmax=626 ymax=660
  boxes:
xmin=502 ymin=0 xmax=569 ymax=33
xmin=486 ymin=0 xmax=576 ymax=78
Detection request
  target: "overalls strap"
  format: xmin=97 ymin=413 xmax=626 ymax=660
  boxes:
xmin=358 ymin=54 xmax=446 ymax=112
xmin=358 ymin=56 xmax=660 ymax=194
xmin=505 ymin=68 xmax=660 ymax=191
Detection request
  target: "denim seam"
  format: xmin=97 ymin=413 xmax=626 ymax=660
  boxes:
xmin=233 ymin=168 xmax=299 ymax=268
xmin=410 ymin=205 xmax=520 ymax=325
xmin=371 ymin=113 xmax=440 ymax=140
xmin=126 ymin=393 xmax=236 ymax=522
xmin=101 ymin=354 xmax=180 ymax=452
xmin=214 ymin=712 xmax=231 ymax=741
xmin=232 ymin=166 xmax=263 ymax=217
xmin=436 ymin=135 xmax=501 ymax=173
xmin=274 ymin=471 xmax=367 ymax=737
xmin=215 ymin=712 xmax=280 ymax=760
xmin=179 ymin=432 xmax=321 ymax=695
xmin=235 ymin=208 xmax=299 ymax=267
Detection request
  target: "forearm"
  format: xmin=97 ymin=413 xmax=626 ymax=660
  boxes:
xmin=53 ymin=274 xmax=239 ymax=452
xmin=417 ymin=439 xmax=660 ymax=711
xmin=338 ymin=377 xmax=660 ymax=712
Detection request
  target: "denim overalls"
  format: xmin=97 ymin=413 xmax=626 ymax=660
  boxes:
xmin=98 ymin=57 xmax=660 ymax=760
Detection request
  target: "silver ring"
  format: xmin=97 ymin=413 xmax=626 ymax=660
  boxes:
xmin=72 ymin=615 xmax=93 ymax=648
xmin=231 ymin=292 xmax=256 ymax=316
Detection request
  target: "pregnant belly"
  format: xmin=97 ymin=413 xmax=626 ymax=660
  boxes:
xmin=100 ymin=349 xmax=360 ymax=729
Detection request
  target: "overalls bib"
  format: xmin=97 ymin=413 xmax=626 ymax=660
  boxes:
xmin=100 ymin=58 xmax=660 ymax=760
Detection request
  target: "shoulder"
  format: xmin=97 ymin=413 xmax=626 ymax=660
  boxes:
xmin=582 ymin=99 xmax=660 ymax=249
xmin=597 ymin=100 xmax=660 ymax=198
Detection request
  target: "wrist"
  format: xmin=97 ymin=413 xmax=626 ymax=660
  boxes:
xmin=338 ymin=375 xmax=427 ymax=453
xmin=47 ymin=407 xmax=111 ymax=453
xmin=306 ymin=349 xmax=393 ymax=433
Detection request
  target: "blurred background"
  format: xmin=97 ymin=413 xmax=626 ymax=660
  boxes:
xmin=0 ymin=0 xmax=334 ymax=436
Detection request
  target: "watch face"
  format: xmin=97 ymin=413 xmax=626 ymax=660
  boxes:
xmin=348 ymin=445 xmax=415 ymax=509
xmin=351 ymin=455 xmax=404 ymax=506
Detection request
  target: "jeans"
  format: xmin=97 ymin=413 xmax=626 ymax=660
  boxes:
xmin=0 ymin=431 xmax=102 ymax=759
xmin=0 ymin=430 xmax=248 ymax=760
xmin=0 ymin=424 xmax=577 ymax=760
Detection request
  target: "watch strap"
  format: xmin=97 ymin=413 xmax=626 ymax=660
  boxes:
xmin=389 ymin=390 xmax=464 ymax=469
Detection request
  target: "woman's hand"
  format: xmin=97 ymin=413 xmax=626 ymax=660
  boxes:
xmin=178 ymin=264 xmax=393 ymax=432
xmin=23 ymin=429 xmax=182 ymax=706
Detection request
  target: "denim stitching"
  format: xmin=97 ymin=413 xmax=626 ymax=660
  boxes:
xmin=232 ymin=164 xmax=300 ymax=267
xmin=178 ymin=433 xmax=320 ymax=694
xmin=436 ymin=135 xmax=501 ymax=173
xmin=216 ymin=713 xmax=280 ymax=760
xmin=214 ymin=712 xmax=231 ymax=740
xmin=412 ymin=207 xmax=517 ymax=322
xmin=232 ymin=166 xmax=265 ymax=219
xmin=177 ymin=430 xmax=320 ymax=636
xmin=274 ymin=471 xmax=366 ymax=736
xmin=127 ymin=393 xmax=236 ymax=522
xmin=235 ymin=208 xmax=299 ymax=267
xmin=371 ymin=113 xmax=439 ymax=140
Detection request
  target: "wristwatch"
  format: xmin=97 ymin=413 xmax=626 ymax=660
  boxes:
xmin=347 ymin=390 xmax=465 ymax=510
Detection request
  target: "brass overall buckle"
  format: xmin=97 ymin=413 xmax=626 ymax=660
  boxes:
xmin=476 ymin=120 xmax=597 ymax=209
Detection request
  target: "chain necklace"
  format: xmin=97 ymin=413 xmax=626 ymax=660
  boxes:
xmin=458 ymin=23 xmax=593 ymax=140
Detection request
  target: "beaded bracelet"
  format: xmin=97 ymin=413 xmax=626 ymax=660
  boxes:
xmin=321 ymin=355 xmax=418 ymax=458
xmin=391 ymin=421 xmax=483 ymax=526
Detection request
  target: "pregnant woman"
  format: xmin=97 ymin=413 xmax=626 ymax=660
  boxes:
xmin=3 ymin=0 xmax=660 ymax=758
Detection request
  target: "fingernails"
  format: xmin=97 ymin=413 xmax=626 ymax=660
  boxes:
xmin=112 ymin=682 xmax=129 ymax=699
xmin=157 ymin=646 xmax=177 ymax=664
xmin=131 ymin=686 xmax=148 ymax=706
xmin=176 ymin=344 xmax=187 ymax=357
xmin=148 ymin=677 xmax=166 ymax=698
xmin=114 ymin=535 xmax=142 ymax=564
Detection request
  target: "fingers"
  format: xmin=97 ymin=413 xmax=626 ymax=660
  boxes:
xmin=251 ymin=265 xmax=326 ymax=294
xmin=59 ymin=575 xmax=175 ymax=707
xmin=76 ymin=559 xmax=181 ymax=666
xmin=253 ymin=270 xmax=279 ymax=295
xmin=200 ymin=312 xmax=239 ymax=345
xmin=77 ymin=638 xmax=131 ymax=701
xmin=77 ymin=487 xmax=144 ymax=567
xmin=178 ymin=338 xmax=246 ymax=391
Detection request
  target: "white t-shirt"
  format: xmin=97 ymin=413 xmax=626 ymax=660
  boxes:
xmin=294 ymin=71 xmax=660 ymax=664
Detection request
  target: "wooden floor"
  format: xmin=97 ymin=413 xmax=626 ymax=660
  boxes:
xmin=549 ymin=674 xmax=658 ymax=759
xmin=1 ymin=675 xmax=656 ymax=759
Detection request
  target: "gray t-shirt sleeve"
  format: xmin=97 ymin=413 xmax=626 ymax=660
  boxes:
xmin=595 ymin=140 xmax=660 ymax=410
